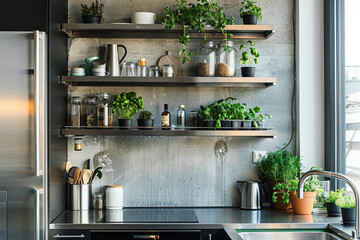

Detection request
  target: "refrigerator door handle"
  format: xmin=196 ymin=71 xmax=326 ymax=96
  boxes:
xmin=34 ymin=30 xmax=41 ymax=177
xmin=34 ymin=189 xmax=40 ymax=240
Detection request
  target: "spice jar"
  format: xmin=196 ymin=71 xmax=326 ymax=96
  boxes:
xmin=105 ymin=185 xmax=123 ymax=209
xmin=217 ymin=40 xmax=236 ymax=77
xmin=74 ymin=138 xmax=83 ymax=151
xmin=198 ymin=40 xmax=216 ymax=77
xmin=162 ymin=65 xmax=174 ymax=77
xmin=71 ymin=96 xmax=81 ymax=127
xmin=120 ymin=62 xmax=136 ymax=77
xmin=96 ymin=93 xmax=111 ymax=127
xmin=84 ymin=97 xmax=96 ymax=127
xmin=177 ymin=105 xmax=186 ymax=129
xmin=93 ymin=193 xmax=104 ymax=209
xmin=149 ymin=65 xmax=160 ymax=77
xmin=137 ymin=58 xmax=147 ymax=77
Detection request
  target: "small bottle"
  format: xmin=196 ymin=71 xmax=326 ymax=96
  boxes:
xmin=96 ymin=93 xmax=110 ymax=127
xmin=71 ymin=96 xmax=81 ymax=127
xmin=161 ymin=104 xmax=171 ymax=130
xmin=137 ymin=58 xmax=147 ymax=77
xmin=177 ymin=105 xmax=186 ymax=130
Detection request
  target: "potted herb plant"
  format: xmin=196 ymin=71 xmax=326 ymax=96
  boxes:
xmin=81 ymin=0 xmax=104 ymax=24
xmin=335 ymin=195 xmax=355 ymax=224
xmin=230 ymin=102 xmax=247 ymax=129
xmin=239 ymin=0 xmax=262 ymax=25
xmin=137 ymin=111 xmax=154 ymax=130
xmin=272 ymin=175 xmax=322 ymax=215
xmin=248 ymin=106 xmax=271 ymax=128
xmin=319 ymin=188 xmax=345 ymax=217
xmin=112 ymin=92 xmax=144 ymax=128
xmin=239 ymin=40 xmax=260 ymax=77
xmin=199 ymin=105 xmax=216 ymax=128
xmin=256 ymin=148 xmax=301 ymax=209
xmin=163 ymin=0 xmax=234 ymax=63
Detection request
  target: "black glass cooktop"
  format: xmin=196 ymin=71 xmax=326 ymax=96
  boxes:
xmin=99 ymin=208 xmax=199 ymax=223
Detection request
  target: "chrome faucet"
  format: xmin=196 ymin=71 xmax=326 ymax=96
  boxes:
xmin=298 ymin=170 xmax=360 ymax=238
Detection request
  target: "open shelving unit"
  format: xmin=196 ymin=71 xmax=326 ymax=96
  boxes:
xmin=61 ymin=23 xmax=275 ymax=39
xmin=61 ymin=127 xmax=277 ymax=138
xmin=61 ymin=76 xmax=276 ymax=87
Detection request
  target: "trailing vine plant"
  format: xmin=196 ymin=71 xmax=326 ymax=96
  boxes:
xmin=163 ymin=0 xmax=234 ymax=64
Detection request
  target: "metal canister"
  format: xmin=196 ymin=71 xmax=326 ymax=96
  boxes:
xmin=70 ymin=184 xmax=92 ymax=210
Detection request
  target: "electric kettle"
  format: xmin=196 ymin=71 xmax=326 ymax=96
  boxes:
xmin=237 ymin=181 xmax=268 ymax=210
xmin=105 ymin=44 xmax=127 ymax=76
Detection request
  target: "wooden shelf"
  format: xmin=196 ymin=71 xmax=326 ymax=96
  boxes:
xmin=61 ymin=76 xmax=276 ymax=87
xmin=61 ymin=127 xmax=277 ymax=138
xmin=61 ymin=23 xmax=275 ymax=39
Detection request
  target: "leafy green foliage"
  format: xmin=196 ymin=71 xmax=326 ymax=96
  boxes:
xmin=271 ymin=167 xmax=323 ymax=205
xmin=163 ymin=0 xmax=234 ymax=63
xmin=239 ymin=0 xmax=262 ymax=21
xmin=81 ymin=0 xmax=104 ymax=17
xmin=112 ymin=92 xmax=144 ymax=119
xmin=256 ymin=148 xmax=301 ymax=183
xmin=335 ymin=195 xmax=355 ymax=209
xmin=138 ymin=111 xmax=153 ymax=120
xmin=239 ymin=40 xmax=260 ymax=65
xmin=317 ymin=188 xmax=345 ymax=205
xmin=244 ymin=106 xmax=271 ymax=127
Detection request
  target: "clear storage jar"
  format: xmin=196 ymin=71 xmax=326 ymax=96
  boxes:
xmin=217 ymin=40 xmax=236 ymax=77
xmin=84 ymin=97 xmax=96 ymax=127
xmin=96 ymin=93 xmax=111 ymax=127
xmin=71 ymin=96 xmax=81 ymax=127
xmin=198 ymin=40 xmax=216 ymax=77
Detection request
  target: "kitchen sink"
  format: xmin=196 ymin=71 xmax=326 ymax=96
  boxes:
xmin=237 ymin=231 xmax=345 ymax=240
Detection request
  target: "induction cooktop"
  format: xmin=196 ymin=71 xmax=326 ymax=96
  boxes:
xmin=98 ymin=208 xmax=199 ymax=223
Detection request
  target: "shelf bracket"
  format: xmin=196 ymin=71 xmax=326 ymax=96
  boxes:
xmin=61 ymin=25 xmax=73 ymax=38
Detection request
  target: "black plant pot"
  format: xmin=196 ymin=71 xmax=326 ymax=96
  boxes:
xmin=203 ymin=120 xmax=216 ymax=129
xmin=82 ymin=15 xmax=101 ymax=24
xmin=118 ymin=119 xmax=132 ymax=129
xmin=325 ymin=202 xmax=341 ymax=217
xmin=241 ymin=67 xmax=256 ymax=77
xmin=220 ymin=120 xmax=232 ymax=130
xmin=253 ymin=119 xmax=265 ymax=128
xmin=232 ymin=120 xmax=242 ymax=129
xmin=341 ymin=208 xmax=355 ymax=224
xmin=137 ymin=119 xmax=154 ymax=130
xmin=242 ymin=14 xmax=258 ymax=25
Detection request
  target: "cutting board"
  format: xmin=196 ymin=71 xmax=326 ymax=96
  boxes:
xmin=157 ymin=51 xmax=181 ymax=77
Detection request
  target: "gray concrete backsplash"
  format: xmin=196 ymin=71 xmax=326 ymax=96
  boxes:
xmin=67 ymin=0 xmax=296 ymax=207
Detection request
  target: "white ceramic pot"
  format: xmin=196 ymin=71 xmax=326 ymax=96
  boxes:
xmin=105 ymin=185 xmax=123 ymax=209
xmin=132 ymin=12 xmax=156 ymax=24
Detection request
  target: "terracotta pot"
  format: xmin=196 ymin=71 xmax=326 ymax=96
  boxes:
xmin=289 ymin=191 xmax=316 ymax=215
xmin=269 ymin=181 xmax=292 ymax=210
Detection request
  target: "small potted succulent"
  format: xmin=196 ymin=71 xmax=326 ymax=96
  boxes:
xmin=137 ymin=111 xmax=154 ymax=130
xmin=112 ymin=92 xmax=144 ymax=128
xmin=239 ymin=0 xmax=262 ymax=25
xmin=81 ymin=0 xmax=104 ymax=24
xmin=239 ymin=40 xmax=260 ymax=77
xmin=335 ymin=195 xmax=355 ymax=224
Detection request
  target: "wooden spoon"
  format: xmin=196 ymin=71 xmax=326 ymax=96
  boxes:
xmin=82 ymin=169 xmax=93 ymax=184
xmin=65 ymin=161 xmax=72 ymax=173
xmin=73 ymin=167 xmax=81 ymax=184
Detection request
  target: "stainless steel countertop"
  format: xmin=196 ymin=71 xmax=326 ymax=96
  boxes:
xmin=50 ymin=207 xmax=354 ymax=239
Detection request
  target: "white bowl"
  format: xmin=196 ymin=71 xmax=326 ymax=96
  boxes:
xmin=132 ymin=12 xmax=156 ymax=24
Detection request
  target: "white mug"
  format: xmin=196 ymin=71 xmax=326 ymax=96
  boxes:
xmin=92 ymin=71 xmax=109 ymax=76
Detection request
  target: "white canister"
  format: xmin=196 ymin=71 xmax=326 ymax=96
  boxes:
xmin=105 ymin=185 xmax=123 ymax=209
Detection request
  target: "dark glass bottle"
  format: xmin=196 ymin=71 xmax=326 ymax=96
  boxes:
xmin=161 ymin=104 xmax=171 ymax=130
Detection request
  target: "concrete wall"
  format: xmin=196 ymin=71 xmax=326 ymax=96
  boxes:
xmin=67 ymin=0 xmax=296 ymax=207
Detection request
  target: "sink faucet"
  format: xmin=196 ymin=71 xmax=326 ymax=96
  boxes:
xmin=298 ymin=170 xmax=360 ymax=239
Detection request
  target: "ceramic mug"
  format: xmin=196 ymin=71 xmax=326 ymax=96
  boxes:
xmin=91 ymin=59 xmax=106 ymax=69
xmin=71 ymin=67 xmax=85 ymax=74
xmin=79 ymin=64 xmax=92 ymax=76
xmin=92 ymin=70 xmax=109 ymax=76
xmin=85 ymin=56 xmax=99 ymax=64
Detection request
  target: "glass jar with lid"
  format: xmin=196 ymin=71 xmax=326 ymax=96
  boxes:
xmin=217 ymin=40 xmax=236 ymax=77
xmin=120 ymin=62 xmax=136 ymax=77
xmin=84 ymin=97 xmax=96 ymax=127
xmin=149 ymin=65 xmax=160 ymax=77
xmin=198 ymin=40 xmax=216 ymax=77
xmin=96 ymin=93 xmax=111 ymax=127
xmin=137 ymin=58 xmax=147 ymax=77
xmin=71 ymin=96 xmax=81 ymax=127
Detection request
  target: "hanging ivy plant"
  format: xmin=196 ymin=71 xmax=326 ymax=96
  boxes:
xmin=163 ymin=0 xmax=234 ymax=64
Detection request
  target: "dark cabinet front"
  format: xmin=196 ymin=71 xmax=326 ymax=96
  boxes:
xmin=91 ymin=230 xmax=201 ymax=240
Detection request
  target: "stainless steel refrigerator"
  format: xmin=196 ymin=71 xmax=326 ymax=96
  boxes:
xmin=0 ymin=31 xmax=48 ymax=240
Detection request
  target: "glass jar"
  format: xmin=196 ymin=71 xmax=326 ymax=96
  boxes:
xmin=137 ymin=58 xmax=147 ymax=77
xmin=198 ymin=40 xmax=216 ymax=77
xmin=162 ymin=65 xmax=174 ymax=77
xmin=190 ymin=111 xmax=199 ymax=127
xmin=177 ymin=105 xmax=186 ymax=129
xmin=96 ymin=93 xmax=111 ymax=127
xmin=93 ymin=193 xmax=104 ymax=209
xmin=74 ymin=138 xmax=83 ymax=151
xmin=71 ymin=96 xmax=81 ymax=127
xmin=149 ymin=65 xmax=160 ymax=77
xmin=84 ymin=97 xmax=96 ymax=127
xmin=120 ymin=62 xmax=136 ymax=77
xmin=217 ymin=40 xmax=236 ymax=77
